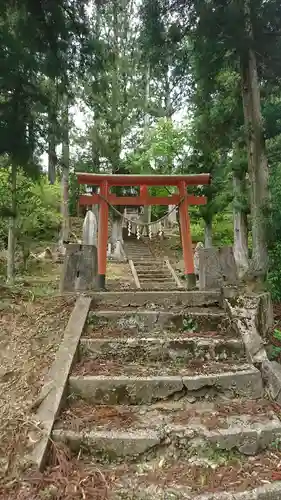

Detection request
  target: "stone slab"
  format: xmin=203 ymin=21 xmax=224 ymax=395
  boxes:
xmin=224 ymin=295 xmax=268 ymax=365
xmin=60 ymin=244 xmax=81 ymax=292
xmin=262 ymin=359 xmax=281 ymax=402
xmin=88 ymin=308 xmax=227 ymax=332
xmin=68 ymin=375 xmax=184 ymax=405
xmin=52 ymin=429 xmax=161 ymax=458
xmin=199 ymin=246 xmax=238 ymax=291
xmin=53 ymin=403 xmax=281 ymax=458
xmin=182 ymin=367 xmax=263 ymax=399
xmin=112 ymin=482 xmax=281 ymax=499
xmin=90 ymin=290 xmax=221 ymax=308
xmin=68 ymin=367 xmax=263 ymax=404
xmin=80 ymin=337 xmax=244 ymax=362
xmin=75 ymin=244 xmax=97 ymax=291
xmin=30 ymin=296 xmax=92 ymax=470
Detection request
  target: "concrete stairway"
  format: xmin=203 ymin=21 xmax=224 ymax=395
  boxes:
xmin=124 ymin=238 xmax=180 ymax=290
xmin=53 ymin=291 xmax=281 ymax=499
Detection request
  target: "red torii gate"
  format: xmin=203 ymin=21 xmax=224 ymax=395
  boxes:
xmin=77 ymin=173 xmax=211 ymax=289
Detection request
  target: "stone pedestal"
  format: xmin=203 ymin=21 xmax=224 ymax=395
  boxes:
xmin=60 ymin=243 xmax=97 ymax=292
xmin=199 ymin=246 xmax=238 ymax=290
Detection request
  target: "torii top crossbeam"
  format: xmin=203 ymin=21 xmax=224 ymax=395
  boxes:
xmin=77 ymin=172 xmax=211 ymax=186
xmin=77 ymin=172 xmax=211 ymax=289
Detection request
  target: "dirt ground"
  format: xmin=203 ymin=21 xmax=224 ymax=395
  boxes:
xmin=0 ymin=286 xmax=76 ymax=487
xmin=0 ymin=238 xmax=139 ymax=498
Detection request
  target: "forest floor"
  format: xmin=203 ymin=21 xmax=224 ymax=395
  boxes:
xmin=0 ymin=230 xmax=182 ymax=498
xmin=0 ymin=227 xmax=278 ymax=499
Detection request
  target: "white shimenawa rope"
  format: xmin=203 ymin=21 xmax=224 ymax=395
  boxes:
xmin=96 ymin=192 xmax=185 ymax=227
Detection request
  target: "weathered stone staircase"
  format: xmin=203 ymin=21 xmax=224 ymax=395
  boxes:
xmin=52 ymin=290 xmax=281 ymax=499
xmin=124 ymin=238 xmax=180 ymax=290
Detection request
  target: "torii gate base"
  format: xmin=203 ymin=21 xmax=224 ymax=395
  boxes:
xmin=77 ymin=173 xmax=211 ymax=290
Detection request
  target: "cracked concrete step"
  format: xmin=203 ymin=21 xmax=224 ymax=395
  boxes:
xmin=53 ymin=399 xmax=281 ymax=459
xmin=91 ymin=291 xmax=221 ymax=308
xmin=134 ymin=265 xmax=166 ymax=270
xmin=134 ymin=264 xmax=165 ymax=267
xmin=139 ymin=284 xmax=178 ymax=290
xmin=139 ymin=277 xmax=175 ymax=282
xmin=73 ymin=358 xmax=251 ymax=378
xmin=68 ymin=365 xmax=263 ymax=404
xmin=79 ymin=337 xmax=244 ymax=362
xmin=126 ymin=252 xmax=153 ymax=256
xmin=111 ymin=479 xmax=281 ymax=499
xmin=86 ymin=309 xmax=230 ymax=335
xmin=127 ymin=255 xmax=153 ymax=259
xmin=55 ymin=455 xmax=281 ymax=499
xmin=137 ymin=272 xmax=171 ymax=278
xmin=139 ymin=284 xmax=180 ymax=290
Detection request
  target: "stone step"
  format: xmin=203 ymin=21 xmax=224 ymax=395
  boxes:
xmin=136 ymin=272 xmax=169 ymax=278
xmin=79 ymin=337 xmax=244 ymax=362
xmin=134 ymin=261 xmax=165 ymax=267
xmin=86 ymin=309 xmax=229 ymax=335
xmin=127 ymin=254 xmax=153 ymax=258
xmin=125 ymin=247 xmax=152 ymax=252
xmin=139 ymin=283 xmax=177 ymax=288
xmin=91 ymin=291 xmax=221 ymax=308
xmin=68 ymin=365 xmax=263 ymax=404
xmin=53 ymin=399 xmax=281 ymax=460
xmin=139 ymin=277 xmax=174 ymax=282
xmin=105 ymin=461 xmax=281 ymax=499
xmin=140 ymin=284 xmax=180 ymax=290
xmin=136 ymin=272 xmax=167 ymax=278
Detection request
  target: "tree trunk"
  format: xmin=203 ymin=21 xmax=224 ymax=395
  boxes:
xmin=233 ymin=172 xmax=249 ymax=275
xmin=91 ymin=2 xmax=101 ymax=222
xmin=59 ymin=96 xmax=70 ymax=250
xmin=164 ymin=65 xmax=172 ymax=118
xmin=144 ymin=62 xmax=150 ymax=138
xmin=91 ymin=136 xmax=100 ymax=221
xmin=48 ymin=109 xmax=57 ymax=185
xmin=142 ymin=62 xmax=151 ymax=234
xmin=28 ymin=118 xmax=35 ymax=161
xmin=7 ymin=163 xmax=17 ymax=285
xmin=109 ymin=0 xmax=124 ymax=250
xmin=111 ymin=218 xmax=124 ymax=245
xmin=240 ymin=2 xmax=269 ymax=274
xmin=204 ymin=219 xmax=213 ymax=248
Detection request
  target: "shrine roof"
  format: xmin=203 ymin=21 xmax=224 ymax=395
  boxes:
xmin=76 ymin=173 xmax=211 ymax=187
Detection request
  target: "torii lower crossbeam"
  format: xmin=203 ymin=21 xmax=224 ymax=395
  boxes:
xmin=77 ymin=173 xmax=211 ymax=289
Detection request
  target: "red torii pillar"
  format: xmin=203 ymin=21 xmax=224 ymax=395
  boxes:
xmin=178 ymin=180 xmax=196 ymax=288
xmin=98 ymin=180 xmax=109 ymax=289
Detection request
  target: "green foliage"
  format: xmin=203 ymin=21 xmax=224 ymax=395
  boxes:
xmin=268 ymin=329 xmax=281 ymax=362
xmin=0 ymin=169 xmax=61 ymax=248
xmin=212 ymin=216 xmax=233 ymax=246
xmin=190 ymin=214 xmax=233 ymax=246
xmin=128 ymin=118 xmax=187 ymax=174
xmin=0 ymin=0 xmax=89 ymax=168
xmin=182 ymin=317 xmax=198 ymax=333
xmin=268 ymin=244 xmax=281 ymax=302
xmin=265 ymin=161 xmax=281 ymax=300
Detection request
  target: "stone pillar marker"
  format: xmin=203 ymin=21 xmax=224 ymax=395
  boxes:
xmin=76 ymin=210 xmax=98 ymax=290
xmin=60 ymin=210 xmax=98 ymax=292
xmin=194 ymin=242 xmax=204 ymax=279
xmin=82 ymin=210 xmax=97 ymax=246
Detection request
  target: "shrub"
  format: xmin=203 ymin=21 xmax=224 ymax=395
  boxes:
xmin=268 ymin=243 xmax=281 ymax=302
xmin=0 ymin=169 xmax=61 ymax=249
